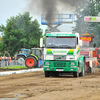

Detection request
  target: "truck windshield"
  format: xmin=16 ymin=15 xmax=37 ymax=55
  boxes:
xmin=46 ymin=37 xmax=76 ymax=48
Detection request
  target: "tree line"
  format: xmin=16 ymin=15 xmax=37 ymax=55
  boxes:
xmin=0 ymin=12 xmax=43 ymax=57
xmin=73 ymin=0 xmax=100 ymax=47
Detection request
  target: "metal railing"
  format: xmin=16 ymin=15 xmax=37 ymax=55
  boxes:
xmin=0 ymin=60 xmax=25 ymax=67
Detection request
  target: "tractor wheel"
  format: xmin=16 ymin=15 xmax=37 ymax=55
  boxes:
xmin=17 ymin=56 xmax=25 ymax=64
xmin=25 ymin=57 xmax=38 ymax=68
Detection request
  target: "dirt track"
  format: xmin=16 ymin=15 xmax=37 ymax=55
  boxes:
xmin=0 ymin=68 xmax=100 ymax=100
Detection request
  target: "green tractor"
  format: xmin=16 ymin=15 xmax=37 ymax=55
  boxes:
xmin=25 ymin=48 xmax=44 ymax=68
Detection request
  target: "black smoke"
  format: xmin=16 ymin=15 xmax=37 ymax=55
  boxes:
xmin=25 ymin=0 xmax=87 ymax=25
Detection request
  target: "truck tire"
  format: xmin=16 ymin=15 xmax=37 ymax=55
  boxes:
xmin=17 ymin=56 xmax=25 ymax=64
xmin=45 ymin=71 xmax=50 ymax=77
xmin=73 ymin=67 xmax=79 ymax=77
xmin=79 ymin=61 xmax=85 ymax=77
xmin=73 ymin=72 xmax=79 ymax=77
xmin=73 ymin=65 xmax=79 ymax=77
xmin=25 ymin=57 xmax=38 ymax=68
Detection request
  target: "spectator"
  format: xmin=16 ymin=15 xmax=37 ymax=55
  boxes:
xmin=9 ymin=57 xmax=12 ymax=62
xmin=2 ymin=56 xmax=5 ymax=61
xmin=11 ymin=57 xmax=15 ymax=60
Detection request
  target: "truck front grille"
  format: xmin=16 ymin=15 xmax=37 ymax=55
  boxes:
xmin=54 ymin=62 xmax=66 ymax=67
xmin=54 ymin=55 xmax=66 ymax=60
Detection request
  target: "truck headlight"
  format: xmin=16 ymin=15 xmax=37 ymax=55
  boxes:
xmin=45 ymin=62 xmax=50 ymax=65
xmin=71 ymin=63 xmax=75 ymax=65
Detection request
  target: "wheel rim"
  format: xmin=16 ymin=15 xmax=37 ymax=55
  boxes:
xmin=26 ymin=58 xmax=35 ymax=67
xmin=18 ymin=58 xmax=25 ymax=64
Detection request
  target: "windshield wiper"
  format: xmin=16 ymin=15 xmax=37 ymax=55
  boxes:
xmin=47 ymin=44 xmax=58 ymax=48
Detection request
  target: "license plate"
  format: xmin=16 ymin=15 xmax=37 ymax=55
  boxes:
xmin=56 ymin=69 xmax=63 ymax=71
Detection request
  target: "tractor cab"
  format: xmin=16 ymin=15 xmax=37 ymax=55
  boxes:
xmin=30 ymin=48 xmax=43 ymax=60
xmin=20 ymin=48 xmax=30 ymax=55
xmin=17 ymin=48 xmax=30 ymax=64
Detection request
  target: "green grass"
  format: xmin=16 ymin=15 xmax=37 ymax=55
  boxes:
xmin=0 ymin=66 xmax=28 ymax=69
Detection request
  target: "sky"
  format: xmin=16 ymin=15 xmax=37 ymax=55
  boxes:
xmin=0 ymin=0 xmax=75 ymax=35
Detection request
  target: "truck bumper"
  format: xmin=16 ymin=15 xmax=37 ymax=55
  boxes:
xmin=43 ymin=67 xmax=78 ymax=72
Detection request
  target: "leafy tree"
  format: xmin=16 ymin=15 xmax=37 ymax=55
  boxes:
xmin=0 ymin=42 xmax=4 ymax=53
xmin=1 ymin=12 xmax=43 ymax=56
xmin=73 ymin=0 xmax=100 ymax=47
xmin=0 ymin=24 xmax=5 ymax=36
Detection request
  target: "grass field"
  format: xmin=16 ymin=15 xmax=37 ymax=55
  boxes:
xmin=0 ymin=66 xmax=28 ymax=69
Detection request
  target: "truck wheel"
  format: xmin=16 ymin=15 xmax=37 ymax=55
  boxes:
xmin=45 ymin=71 xmax=50 ymax=77
xmin=73 ymin=72 xmax=79 ymax=77
xmin=25 ymin=57 xmax=38 ymax=68
xmin=73 ymin=67 xmax=79 ymax=77
xmin=17 ymin=56 xmax=25 ymax=64
xmin=79 ymin=61 xmax=85 ymax=77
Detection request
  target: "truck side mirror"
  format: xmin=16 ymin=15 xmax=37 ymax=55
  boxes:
xmin=40 ymin=38 xmax=44 ymax=47
xmin=40 ymin=38 xmax=43 ymax=47
xmin=79 ymin=40 xmax=82 ymax=46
